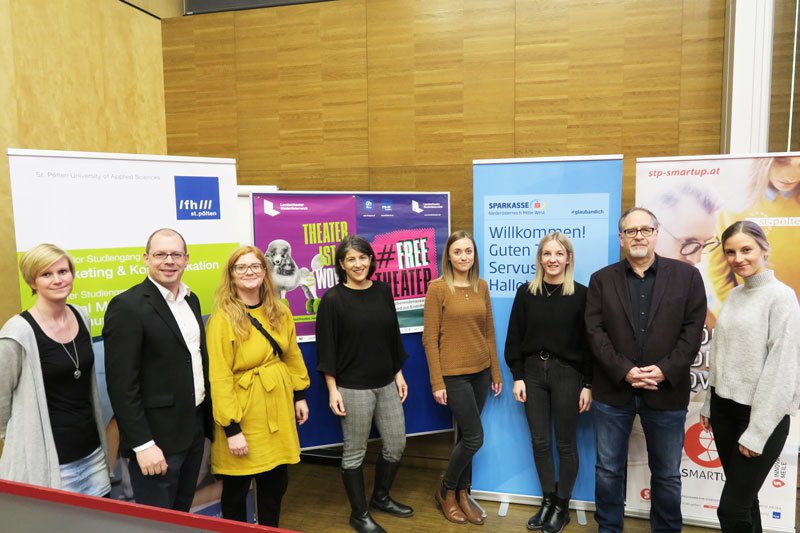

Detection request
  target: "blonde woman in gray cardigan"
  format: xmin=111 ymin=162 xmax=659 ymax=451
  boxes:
xmin=0 ymin=244 xmax=109 ymax=495
xmin=700 ymin=221 xmax=800 ymax=532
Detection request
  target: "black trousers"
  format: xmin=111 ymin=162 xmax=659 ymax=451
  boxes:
xmin=219 ymin=464 xmax=289 ymax=527
xmin=442 ymin=368 xmax=491 ymax=490
xmin=523 ymin=355 xmax=583 ymax=499
xmin=128 ymin=407 xmax=206 ymax=512
xmin=710 ymin=390 xmax=790 ymax=533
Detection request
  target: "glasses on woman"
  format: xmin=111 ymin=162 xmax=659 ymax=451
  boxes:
xmin=661 ymin=226 xmax=721 ymax=256
xmin=233 ymin=263 xmax=264 ymax=274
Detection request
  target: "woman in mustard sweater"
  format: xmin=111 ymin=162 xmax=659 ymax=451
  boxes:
xmin=206 ymin=245 xmax=310 ymax=527
xmin=423 ymin=230 xmax=503 ymax=525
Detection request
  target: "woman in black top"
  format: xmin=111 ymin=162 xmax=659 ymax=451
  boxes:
xmin=316 ymin=235 xmax=413 ymax=533
xmin=505 ymin=233 xmax=592 ymax=533
xmin=0 ymin=244 xmax=109 ymax=495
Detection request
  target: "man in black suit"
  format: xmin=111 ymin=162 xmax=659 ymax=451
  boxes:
xmin=104 ymin=228 xmax=212 ymax=511
xmin=585 ymin=207 xmax=706 ymax=533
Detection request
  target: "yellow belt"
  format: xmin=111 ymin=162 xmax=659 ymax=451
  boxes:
xmin=235 ymin=357 xmax=284 ymax=433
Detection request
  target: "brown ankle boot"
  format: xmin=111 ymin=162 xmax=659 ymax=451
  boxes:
xmin=434 ymin=482 xmax=467 ymax=524
xmin=457 ymin=489 xmax=485 ymax=525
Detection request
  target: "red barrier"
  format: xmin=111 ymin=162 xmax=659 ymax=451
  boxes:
xmin=0 ymin=479 xmax=298 ymax=532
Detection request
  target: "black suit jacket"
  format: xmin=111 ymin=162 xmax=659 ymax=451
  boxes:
xmin=585 ymin=255 xmax=706 ymax=410
xmin=103 ymin=277 xmax=213 ymax=455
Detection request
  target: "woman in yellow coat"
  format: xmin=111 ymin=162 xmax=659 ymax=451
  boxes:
xmin=206 ymin=245 xmax=310 ymax=527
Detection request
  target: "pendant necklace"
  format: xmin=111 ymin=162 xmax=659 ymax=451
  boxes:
xmin=60 ymin=339 xmax=81 ymax=379
xmin=544 ymin=283 xmax=562 ymax=298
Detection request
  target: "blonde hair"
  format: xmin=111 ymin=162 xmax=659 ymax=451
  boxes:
xmin=441 ymin=230 xmax=480 ymax=293
xmin=212 ymin=245 xmax=286 ymax=341
xmin=739 ymin=156 xmax=800 ymax=211
xmin=528 ymin=233 xmax=576 ymax=296
xmin=19 ymin=244 xmax=75 ymax=295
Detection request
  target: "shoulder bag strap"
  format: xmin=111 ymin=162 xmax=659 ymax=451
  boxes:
xmin=247 ymin=313 xmax=283 ymax=358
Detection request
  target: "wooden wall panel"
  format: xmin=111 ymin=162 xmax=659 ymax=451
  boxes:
xmin=234 ymin=9 xmax=280 ymax=172
xmin=463 ymin=0 xmax=515 ymax=160
xmin=0 ymin=0 xmax=167 ymax=324
xmin=0 ymin=0 xmax=19 ymax=327
xmin=320 ymin=1 xmax=368 ymax=170
xmin=366 ymin=0 xmax=415 ymax=167
xmin=568 ymin=0 xmax=624 ymax=155
xmin=163 ymin=16 xmax=200 ymax=155
xmin=769 ymin=0 xmax=798 ymax=152
xmin=163 ymin=0 xmax=726 ymax=233
xmin=277 ymin=5 xmax=324 ymax=170
xmin=515 ymin=0 xmax=569 ymax=157
xmin=413 ymin=0 xmax=464 ymax=166
xmin=678 ymin=1 xmax=725 ymax=155
xmin=620 ymin=0 xmax=683 ymax=207
xmin=195 ymin=13 xmax=239 ymax=158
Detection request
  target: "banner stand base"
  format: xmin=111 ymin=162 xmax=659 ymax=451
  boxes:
xmin=472 ymin=490 xmax=595 ymax=511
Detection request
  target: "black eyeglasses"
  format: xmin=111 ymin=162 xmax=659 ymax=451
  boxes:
xmin=233 ymin=263 xmax=264 ymax=274
xmin=149 ymin=251 xmax=187 ymax=261
xmin=621 ymin=226 xmax=656 ymax=238
xmin=661 ymin=227 xmax=721 ymax=256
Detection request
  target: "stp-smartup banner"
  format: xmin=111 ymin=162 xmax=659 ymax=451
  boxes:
xmin=633 ymin=153 xmax=799 ymax=531
xmin=252 ymin=192 xmax=450 ymax=342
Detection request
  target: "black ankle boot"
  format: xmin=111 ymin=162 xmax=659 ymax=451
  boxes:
xmin=527 ymin=491 xmax=555 ymax=530
xmin=542 ymin=496 xmax=570 ymax=533
xmin=341 ymin=467 xmax=386 ymax=533
xmin=369 ymin=456 xmax=414 ymax=517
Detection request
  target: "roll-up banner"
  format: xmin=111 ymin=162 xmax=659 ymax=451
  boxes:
xmin=471 ymin=156 xmax=623 ymax=508
xmin=7 ymin=148 xmax=239 ymax=517
xmin=634 ymin=153 xmax=799 ymax=531
xmin=250 ymin=191 xmax=454 ymax=448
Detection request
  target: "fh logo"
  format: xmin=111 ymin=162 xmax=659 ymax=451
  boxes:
xmin=174 ymin=176 xmax=221 ymax=220
xmin=178 ymin=199 xmax=214 ymax=210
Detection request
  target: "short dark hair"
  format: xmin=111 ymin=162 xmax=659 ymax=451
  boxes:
xmin=721 ymin=220 xmax=770 ymax=253
xmin=334 ymin=235 xmax=377 ymax=284
xmin=618 ymin=206 xmax=660 ymax=233
xmin=146 ymin=228 xmax=187 ymax=253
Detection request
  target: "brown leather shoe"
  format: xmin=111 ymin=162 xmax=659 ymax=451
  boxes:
xmin=457 ymin=489 xmax=485 ymax=525
xmin=434 ymin=482 xmax=467 ymax=524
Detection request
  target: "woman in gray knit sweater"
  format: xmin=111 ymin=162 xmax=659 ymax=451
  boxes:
xmin=699 ymin=221 xmax=800 ymax=532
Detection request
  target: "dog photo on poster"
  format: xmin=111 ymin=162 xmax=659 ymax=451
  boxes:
xmin=252 ymin=192 xmax=450 ymax=342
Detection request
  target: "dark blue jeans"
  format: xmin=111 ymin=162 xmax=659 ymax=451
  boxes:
xmin=442 ymin=368 xmax=491 ymax=489
xmin=593 ymin=397 xmax=687 ymax=533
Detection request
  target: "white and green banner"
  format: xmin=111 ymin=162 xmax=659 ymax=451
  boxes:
xmin=7 ymin=148 xmax=239 ymax=515
xmin=8 ymin=149 xmax=239 ymax=334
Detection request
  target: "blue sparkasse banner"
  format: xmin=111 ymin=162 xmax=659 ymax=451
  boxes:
xmin=472 ymin=156 xmax=622 ymax=505
xmin=483 ymin=193 xmax=611 ymax=296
